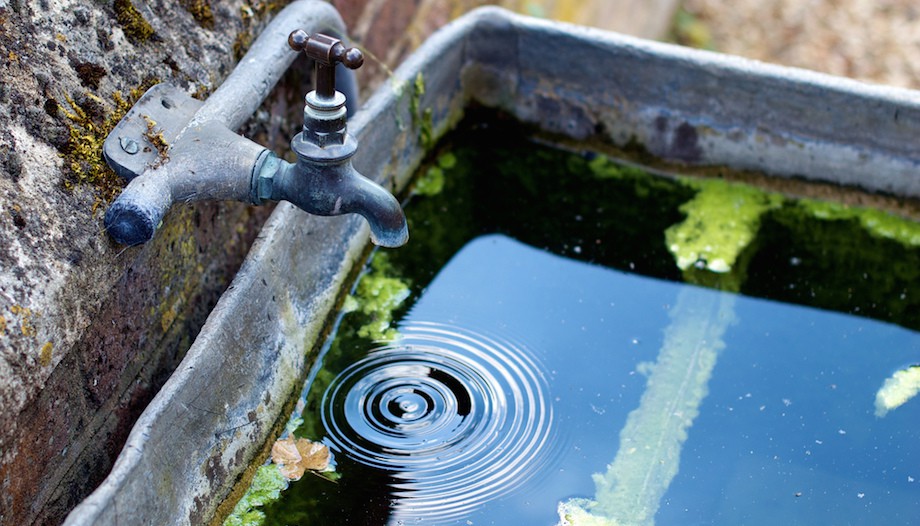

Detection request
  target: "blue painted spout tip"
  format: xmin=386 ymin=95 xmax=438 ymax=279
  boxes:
xmin=104 ymin=202 xmax=156 ymax=246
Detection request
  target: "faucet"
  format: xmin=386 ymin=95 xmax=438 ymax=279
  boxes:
xmin=103 ymin=29 xmax=408 ymax=248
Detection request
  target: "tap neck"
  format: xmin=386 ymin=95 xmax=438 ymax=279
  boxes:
xmin=291 ymin=88 xmax=359 ymax=163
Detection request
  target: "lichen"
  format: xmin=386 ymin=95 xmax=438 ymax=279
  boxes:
xmin=113 ymin=0 xmax=155 ymax=43
xmin=9 ymin=305 xmax=36 ymax=337
xmin=223 ymin=464 xmax=288 ymax=526
xmin=39 ymin=342 xmax=53 ymax=367
xmin=665 ymin=178 xmax=782 ymax=278
xmin=874 ymin=365 xmax=920 ymax=417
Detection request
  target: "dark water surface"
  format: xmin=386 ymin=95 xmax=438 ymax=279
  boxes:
xmin=261 ymin=122 xmax=920 ymax=525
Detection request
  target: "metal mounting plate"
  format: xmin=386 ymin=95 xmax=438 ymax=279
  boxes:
xmin=102 ymin=83 xmax=203 ymax=181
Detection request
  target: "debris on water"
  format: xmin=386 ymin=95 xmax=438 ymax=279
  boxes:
xmin=270 ymin=437 xmax=331 ymax=481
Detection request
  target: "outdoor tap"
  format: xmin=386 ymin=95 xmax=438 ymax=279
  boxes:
xmin=102 ymin=23 xmax=407 ymax=248
xmin=263 ymin=29 xmax=409 ymax=247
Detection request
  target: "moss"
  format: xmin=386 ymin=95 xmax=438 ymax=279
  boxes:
xmin=142 ymin=114 xmax=169 ymax=164
xmin=192 ymin=83 xmax=211 ymax=101
xmin=409 ymin=72 xmax=435 ymax=148
xmin=113 ymin=0 xmax=155 ymax=43
xmin=74 ymin=62 xmax=107 ymax=90
xmin=223 ymin=464 xmax=288 ymax=526
xmin=183 ymin=0 xmax=214 ymax=29
xmin=420 ymin=107 xmax=434 ymax=149
xmin=235 ymin=0 xmax=284 ymax=59
xmin=58 ymin=77 xmax=159 ymax=206
xmin=233 ymin=30 xmax=253 ymax=61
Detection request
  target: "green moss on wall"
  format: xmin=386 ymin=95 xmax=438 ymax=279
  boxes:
xmin=183 ymin=0 xmax=214 ymax=29
xmin=114 ymin=0 xmax=155 ymax=43
xmin=59 ymin=78 xmax=159 ymax=207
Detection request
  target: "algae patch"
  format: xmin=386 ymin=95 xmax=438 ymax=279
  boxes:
xmin=413 ymin=152 xmax=455 ymax=196
xmin=347 ymin=253 xmax=411 ymax=341
xmin=223 ymin=464 xmax=288 ymax=526
xmin=665 ymin=178 xmax=782 ymax=274
xmin=874 ymin=365 xmax=920 ymax=417
xmin=799 ymin=199 xmax=920 ymax=247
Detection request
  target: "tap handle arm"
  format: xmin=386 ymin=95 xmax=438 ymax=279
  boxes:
xmin=288 ymin=30 xmax=364 ymax=100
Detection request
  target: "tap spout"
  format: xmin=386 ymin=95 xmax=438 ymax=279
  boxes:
xmin=269 ymin=158 xmax=409 ymax=248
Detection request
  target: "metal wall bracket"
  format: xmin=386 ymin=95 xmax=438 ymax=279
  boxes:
xmin=102 ymin=84 xmax=202 ymax=181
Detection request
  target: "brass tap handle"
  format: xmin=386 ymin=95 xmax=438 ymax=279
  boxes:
xmin=288 ymin=30 xmax=364 ymax=100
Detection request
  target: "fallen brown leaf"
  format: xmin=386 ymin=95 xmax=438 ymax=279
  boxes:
xmin=270 ymin=437 xmax=331 ymax=481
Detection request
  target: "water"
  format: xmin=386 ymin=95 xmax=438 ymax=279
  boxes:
xmin=265 ymin=234 xmax=919 ymax=525
xmin=254 ymin=120 xmax=920 ymax=525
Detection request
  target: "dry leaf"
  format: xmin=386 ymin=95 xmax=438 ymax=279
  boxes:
xmin=278 ymin=462 xmax=306 ymax=481
xmin=295 ymin=438 xmax=330 ymax=471
xmin=270 ymin=436 xmax=331 ymax=481
xmin=271 ymin=438 xmax=302 ymax=465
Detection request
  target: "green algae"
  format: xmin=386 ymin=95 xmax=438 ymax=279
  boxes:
xmin=223 ymin=464 xmax=288 ymax=526
xmin=558 ymin=176 xmax=753 ymax=526
xmin=413 ymin=152 xmax=455 ymax=196
xmin=665 ymin=178 xmax=783 ymax=276
xmin=799 ymin=199 xmax=920 ymax=246
xmin=348 ymin=253 xmax=411 ymax=341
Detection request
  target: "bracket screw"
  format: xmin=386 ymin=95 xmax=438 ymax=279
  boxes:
xmin=119 ymin=136 xmax=139 ymax=155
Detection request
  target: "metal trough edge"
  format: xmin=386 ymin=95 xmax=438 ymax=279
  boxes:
xmin=66 ymin=6 xmax=920 ymax=526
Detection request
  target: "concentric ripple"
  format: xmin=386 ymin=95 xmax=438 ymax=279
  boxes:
xmin=322 ymin=321 xmax=555 ymax=522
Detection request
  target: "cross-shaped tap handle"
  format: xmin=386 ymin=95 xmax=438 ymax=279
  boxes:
xmin=288 ymin=30 xmax=364 ymax=100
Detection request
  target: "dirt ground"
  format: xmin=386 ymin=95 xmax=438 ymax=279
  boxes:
xmin=678 ymin=0 xmax=920 ymax=89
